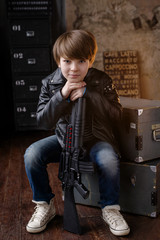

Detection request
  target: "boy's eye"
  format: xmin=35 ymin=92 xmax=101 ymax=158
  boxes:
xmin=64 ymin=59 xmax=70 ymax=63
xmin=80 ymin=60 xmax=86 ymax=63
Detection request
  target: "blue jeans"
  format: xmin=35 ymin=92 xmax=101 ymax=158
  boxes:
xmin=24 ymin=135 xmax=120 ymax=208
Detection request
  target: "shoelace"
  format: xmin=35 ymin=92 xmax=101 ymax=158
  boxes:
xmin=31 ymin=204 xmax=49 ymax=223
xmin=104 ymin=210 xmax=124 ymax=226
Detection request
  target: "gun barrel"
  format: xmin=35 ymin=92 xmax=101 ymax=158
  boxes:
xmin=74 ymin=98 xmax=86 ymax=148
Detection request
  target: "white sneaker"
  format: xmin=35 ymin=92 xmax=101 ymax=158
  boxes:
xmin=26 ymin=198 xmax=56 ymax=233
xmin=102 ymin=205 xmax=130 ymax=236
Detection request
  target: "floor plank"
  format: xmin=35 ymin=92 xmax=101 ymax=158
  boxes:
xmin=1 ymin=131 xmax=160 ymax=240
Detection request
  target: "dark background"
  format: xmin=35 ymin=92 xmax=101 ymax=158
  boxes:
xmin=0 ymin=0 xmax=14 ymax=136
xmin=0 ymin=0 xmax=66 ymax=136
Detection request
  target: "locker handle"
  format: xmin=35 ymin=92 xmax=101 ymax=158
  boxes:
xmin=30 ymin=112 xmax=36 ymax=118
xmin=29 ymin=85 xmax=37 ymax=92
xmin=26 ymin=31 xmax=35 ymax=37
xmin=153 ymin=129 xmax=160 ymax=142
xmin=27 ymin=58 xmax=36 ymax=65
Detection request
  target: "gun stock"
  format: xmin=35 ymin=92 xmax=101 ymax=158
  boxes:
xmin=63 ymin=186 xmax=81 ymax=234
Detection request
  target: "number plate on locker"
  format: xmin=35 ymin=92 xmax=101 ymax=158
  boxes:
xmin=11 ymin=48 xmax=51 ymax=73
xmin=10 ymin=19 xmax=51 ymax=45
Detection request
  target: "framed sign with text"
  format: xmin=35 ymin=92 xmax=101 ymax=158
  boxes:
xmin=103 ymin=50 xmax=140 ymax=98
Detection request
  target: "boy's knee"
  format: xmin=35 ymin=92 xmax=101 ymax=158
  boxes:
xmin=90 ymin=142 xmax=117 ymax=162
xmin=90 ymin=142 xmax=119 ymax=175
xmin=99 ymin=152 xmax=119 ymax=177
xmin=98 ymin=148 xmax=117 ymax=166
xmin=24 ymin=143 xmax=39 ymax=169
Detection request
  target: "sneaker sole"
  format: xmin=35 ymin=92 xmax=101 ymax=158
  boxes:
xmin=110 ymin=226 xmax=130 ymax=236
xmin=26 ymin=212 xmax=56 ymax=233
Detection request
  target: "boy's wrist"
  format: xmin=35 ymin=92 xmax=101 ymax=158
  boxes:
xmin=61 ymin=87 xmax=68 ymax=100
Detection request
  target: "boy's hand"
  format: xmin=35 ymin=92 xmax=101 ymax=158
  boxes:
xmin=61 ymin=80 xmax=86 ymax=100
xmin=70 ymin=87 xmax=86 ymax=101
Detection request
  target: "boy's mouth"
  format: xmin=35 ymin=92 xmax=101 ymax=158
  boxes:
xmin=69 ymin=74 xmax=80 ymax=78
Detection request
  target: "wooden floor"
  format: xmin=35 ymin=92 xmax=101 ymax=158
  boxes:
xmin=1 ymin=130 xmax=160 ymax=240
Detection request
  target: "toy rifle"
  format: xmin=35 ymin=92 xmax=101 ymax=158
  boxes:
xmin=58 ymin=97 xmax=94 ymax=234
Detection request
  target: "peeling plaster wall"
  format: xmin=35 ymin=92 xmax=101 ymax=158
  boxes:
xmin=65 ymin=0 xmax=160 ymax=100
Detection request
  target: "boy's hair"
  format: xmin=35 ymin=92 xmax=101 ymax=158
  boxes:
xmin=53 ymin=29 xmax=98 ymax=65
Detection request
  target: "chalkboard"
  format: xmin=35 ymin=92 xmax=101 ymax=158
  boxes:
xmin=103 ymin=50 xmax=140 ymax=98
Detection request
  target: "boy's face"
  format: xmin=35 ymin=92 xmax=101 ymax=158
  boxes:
xmin=59 ymin=57 xmax=92 ymax=82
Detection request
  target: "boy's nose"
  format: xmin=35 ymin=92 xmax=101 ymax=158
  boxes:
xmin=71 ymin=62 xmax=78 ymax=71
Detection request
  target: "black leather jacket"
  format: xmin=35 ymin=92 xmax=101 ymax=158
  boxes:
xmin=37 ymin=67 xmax=122 ymax=153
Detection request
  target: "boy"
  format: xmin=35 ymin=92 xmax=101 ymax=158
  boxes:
xmin=24 ymin=29 xmax=130 ymax=236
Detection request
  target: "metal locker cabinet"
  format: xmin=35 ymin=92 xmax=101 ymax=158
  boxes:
xmin=75 ymin=159 xmax=160 ymax=218
xmin=7 ymin=0 xmax=65 ymax=130
xmin=119 ymin=97 xmax=160 ymax=162
xmin=120 ymin=159 xmax=160 ymax=217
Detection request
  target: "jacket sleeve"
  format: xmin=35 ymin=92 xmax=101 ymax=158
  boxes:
xmin=85 ymin=71 xmax=122 ymax=123
xmin=36 ymin=79 xmax=70 ymax=130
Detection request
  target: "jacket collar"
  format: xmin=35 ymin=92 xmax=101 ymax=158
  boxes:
xmin=49 ymin=68 xmax=66 ymax=85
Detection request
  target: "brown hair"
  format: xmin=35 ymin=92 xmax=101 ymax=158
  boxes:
xmin=53 ymin=29 xmax=98 ymax=65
